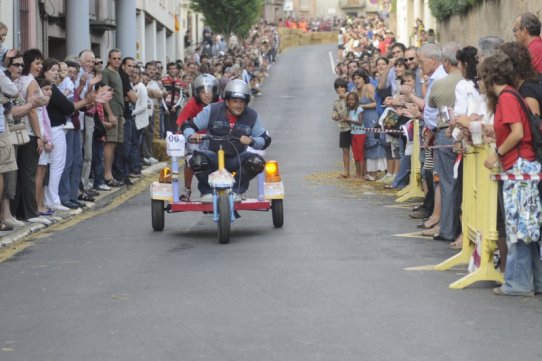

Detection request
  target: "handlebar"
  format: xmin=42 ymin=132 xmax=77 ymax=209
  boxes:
xmin=188 ymin=134 xmax=240 ymax=144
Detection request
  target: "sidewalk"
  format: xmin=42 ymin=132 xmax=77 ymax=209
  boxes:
xmin=0 ymin=162 xmax=166 ymax=248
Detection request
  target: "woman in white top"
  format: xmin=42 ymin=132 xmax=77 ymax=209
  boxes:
xmin=9 ymin=50 xmax=50 ymax=225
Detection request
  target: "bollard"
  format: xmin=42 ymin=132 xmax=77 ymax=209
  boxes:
xmin=396 ymin=119 xmax=425 ymax=202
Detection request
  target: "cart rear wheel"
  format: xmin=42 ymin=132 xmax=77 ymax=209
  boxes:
xmin=217 ymin=192 xmax=231 ymax=244
xmin=151 ymin=200 xmax=165 ymax=231
xmin=271 ymin=199 xmax=284 ymax=228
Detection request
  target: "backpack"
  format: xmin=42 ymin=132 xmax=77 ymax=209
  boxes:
xmin=502 ymin=88 xmax=542 ymax=163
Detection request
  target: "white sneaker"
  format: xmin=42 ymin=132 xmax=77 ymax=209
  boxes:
xmin=94 ymin=184 xmax=111 ymax=191
xmin=377 ymin=174 xmax=390 ymax=183
xmin=3 ymin=217 xmax=25 ymax=227
xmin=199 ymin=193 xmax=213 ymax=203
xmin=143 ymin=157 xmax=151 ymax=165
xmin=233 ymin=193 xmax=243 ymax=202
xmin=148 ymin=157 xmax=159 ymax=164
xmin=27 ymin=216 xmax=52 ymax=225
xmin=364 ymin=174 xmax=376 ymax=181
xmin=383 ymin=175 xmax=396 ymax=185
xmin=48 ymin=204 xmax=70 ymax=211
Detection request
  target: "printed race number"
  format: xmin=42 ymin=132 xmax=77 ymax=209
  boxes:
xmin=166 ymin=131 xmax=185 ymax=157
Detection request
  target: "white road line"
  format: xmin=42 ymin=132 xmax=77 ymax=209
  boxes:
xmin=329 ymin=51 xmax=335 ymax=74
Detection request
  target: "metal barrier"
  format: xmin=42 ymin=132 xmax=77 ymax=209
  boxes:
xmin=433 ymin=144 xmax=503 ymax=289
xmin=396 ymin=119 xmax=424 ymax=202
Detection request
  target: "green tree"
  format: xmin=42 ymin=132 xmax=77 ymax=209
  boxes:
xmin=190 ymin=0 xmax=264 ymax=39
xmin=428 ymin=0 xmax=482 ymax=21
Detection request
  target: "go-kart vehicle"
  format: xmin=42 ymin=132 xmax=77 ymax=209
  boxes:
xmin=150 ymin=133 xmax=284 ymax=244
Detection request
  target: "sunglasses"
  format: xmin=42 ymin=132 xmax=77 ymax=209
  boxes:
xmin=405 ymin=57 xmax=416 ymax=62
xmin=111 ymin=57 xmax=121 ymax=60
xmin=11 ymin=63 xmax=24 ymax=68
xmin=95 ymin=61 xmax=103 ymax=65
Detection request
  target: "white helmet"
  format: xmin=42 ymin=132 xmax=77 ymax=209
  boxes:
xmin=192 ymin=74 xmax=219 ymax=103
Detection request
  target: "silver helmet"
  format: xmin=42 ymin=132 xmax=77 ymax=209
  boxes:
xmin=192 ymin=74 xmax=219 ymax=103
xmin=224 ymin=79 xmax=251 ymax=103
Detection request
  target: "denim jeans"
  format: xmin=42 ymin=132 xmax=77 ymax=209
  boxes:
xmin=92 ymin=139 xmax=105 ymax=187
xmin=129 ymin=125 xmax=143 ymax=174
xmin=391 ymin=155 xmax=410 ymax=189
xmin=502 ymin=241 xmax=542 ymax=294
xmin=59 ymin=129 xmax=82 ymax=202
xmin=159 ymin=108 xmax=166 ymax=138
xmin=193 ymin=150 xmax=262 ymax=195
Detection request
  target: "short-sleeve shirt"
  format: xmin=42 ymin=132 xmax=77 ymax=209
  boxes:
xmin=101 ymin=67 xmax=124 ymax=116
xmin=519 ymin=79 xmax=542 ymax=114
xmin=528 ymin=37 xmax=542 ymax=74
xmin=495 ymin=86 xmax=536 ymax=170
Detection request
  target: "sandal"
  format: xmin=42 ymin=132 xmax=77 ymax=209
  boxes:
xmin=39 ymin=208 xmax=54 ymax=216
xmin=78 ymin=192 xmax=95 ymax=202
xmin=449 ymin=240 xmax=463 ymax=250
xmin=180 ymin=188 xmax=191 ymax=202
xmin=417 ymin=219 xmax=440 ymax=229
xmin=0 ymin=223 xmax=14 ymax=231
xmin=105 ymin=178 xmax=123 ymax=187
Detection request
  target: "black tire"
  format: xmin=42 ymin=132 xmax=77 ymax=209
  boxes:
xmin=217 ymin=191 xmax=231 ymax=244
xmin=151 ymin=200 xmax=165 ymax=231
xmin=271 ymin=199 xmax=284 ymax=228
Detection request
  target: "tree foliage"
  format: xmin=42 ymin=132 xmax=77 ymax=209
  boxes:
xmin=190 ymin=0 xmax=264 ymax=39
xmin=428 ymin=0 xmax=483 ymax=21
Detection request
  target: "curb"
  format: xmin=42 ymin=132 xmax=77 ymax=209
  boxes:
xmin=0 ymin=162 xmax=166 ymax=249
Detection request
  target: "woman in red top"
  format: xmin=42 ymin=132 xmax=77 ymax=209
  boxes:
xmin=175 ymin=74 xmax=219 ymax=201
xmin=480 ymin=51 xmax=542 ymax=296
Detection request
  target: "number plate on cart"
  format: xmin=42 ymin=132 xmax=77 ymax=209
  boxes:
xmin=264 ymin=182 xmax=284 ymax=200
xmin=150 ymin=181 xmax=173 ymax=202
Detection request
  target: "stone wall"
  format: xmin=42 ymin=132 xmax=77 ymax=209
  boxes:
xmin=278 ymin=28 xmax=338 ymax=52
xmin=437 ymin=0 xmax=542 ymax=46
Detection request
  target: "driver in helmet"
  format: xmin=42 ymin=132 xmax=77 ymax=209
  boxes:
xmin=182 ymin=79 xmax=271 ymax=202
xmin=176 ymin=74 xmax=220 ymax=201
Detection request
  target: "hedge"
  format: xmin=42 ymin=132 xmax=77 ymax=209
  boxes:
xmin=428 ymin=0 xmax=484 ymax=21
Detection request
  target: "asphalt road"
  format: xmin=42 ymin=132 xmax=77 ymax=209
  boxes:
xmin=2 ymin=44 xmax=542 ymax=361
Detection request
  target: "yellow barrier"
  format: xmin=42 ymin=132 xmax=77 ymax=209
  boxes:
xmin=396 ymin=119 xmax=425 ymax=202
xmin=433 ymin=143 xmax=503 ymax=289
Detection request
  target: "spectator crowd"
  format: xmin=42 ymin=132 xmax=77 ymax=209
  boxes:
xmin=330 ymin=12 xmax=542 ymax=296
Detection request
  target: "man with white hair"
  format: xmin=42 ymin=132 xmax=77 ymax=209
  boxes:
xmin=428 ymin=42 xmax=463 ymax=243
xmin=513 ymin=12 xmax=542 ymax=73
xmin=78 ymin=49 xmax=102 ymax=199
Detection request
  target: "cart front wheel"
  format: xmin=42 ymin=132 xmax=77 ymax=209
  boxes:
xmin=271 ymin=199 xmax=284 ymax=228
xmin=151 ymin=200 xmax=165 ymax=231
xmin=217 ymin=192 xmax=231 ymax=244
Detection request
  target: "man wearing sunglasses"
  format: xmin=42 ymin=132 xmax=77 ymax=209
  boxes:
xmin=403 ymin=46 xmax=423 ymax=98
xmin=100 ymin=49 xmax=125 ymax=188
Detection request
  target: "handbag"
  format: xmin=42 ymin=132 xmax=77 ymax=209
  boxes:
xmin=8 ymin=122 xmax=30 ymax=145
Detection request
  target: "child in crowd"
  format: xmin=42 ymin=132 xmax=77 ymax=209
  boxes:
xmin=345 ymin=92 xmax=365 ymax=178
xmin=331 ymin=78 xmax=351 ymax=178
xmin=35 ymin=78 xmax=54 ymax=215
xmin=0 ymin=22 xmax=16 ymax=70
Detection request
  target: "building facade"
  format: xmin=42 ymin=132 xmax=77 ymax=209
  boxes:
xmin=0 ymin=0 xmax=204 ymax=65
xmin=281 ymin=0 xmax=380 ymax=20
xmin=395 ymin=0 xmax=437 ymax=46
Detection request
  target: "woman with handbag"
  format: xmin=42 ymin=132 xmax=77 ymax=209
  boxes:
xmin=0 ymin=68 xmax=19 ymax=231
xmin=4 ymin=51 xmax=49 ymax=225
